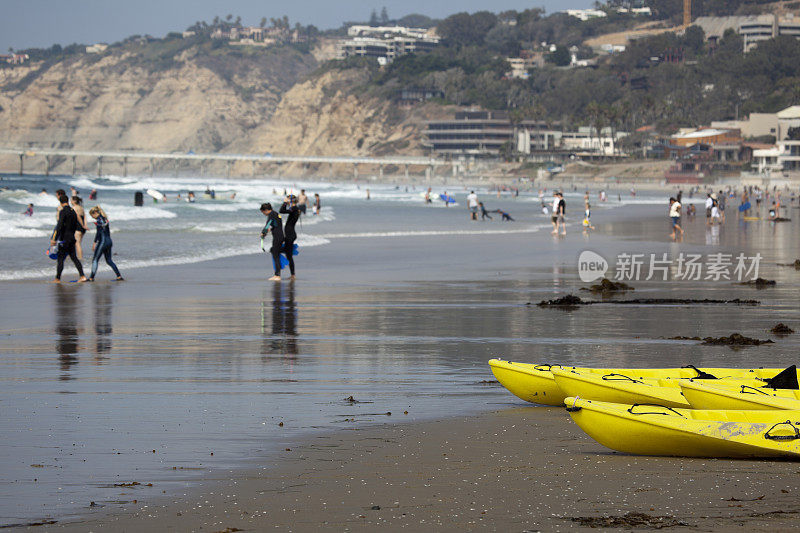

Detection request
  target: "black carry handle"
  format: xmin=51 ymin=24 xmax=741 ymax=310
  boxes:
xmin=627 ymin=403 xmax=685 ymax=417
xmin=764 ymin=420 xmax=800 ymax=441
xmin=740 ymin=385 xmax=771 ymax=396
xmin=534 ymin=364 xmax=562 ymax=371
xmin=682 ymin=365 xmax=719 ymax=380
xmin=602 ymin=373 xmax=644 ymax=384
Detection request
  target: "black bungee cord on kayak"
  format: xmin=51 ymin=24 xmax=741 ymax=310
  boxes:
xmin=601 ymin=373 xmax=646 ymax=384
xmin=763 ymin=421 xmax=800 ymax=441
xmin=626 ymin=404 xmax=686 ymax=417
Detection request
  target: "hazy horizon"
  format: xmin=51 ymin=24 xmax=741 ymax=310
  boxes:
xmin=1 ymin=0 xmax=593 ymax=53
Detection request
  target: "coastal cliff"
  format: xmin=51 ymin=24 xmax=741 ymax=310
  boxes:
xmin=0 ymin=40 xmax=436 ymax=176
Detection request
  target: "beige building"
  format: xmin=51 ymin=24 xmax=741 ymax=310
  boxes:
xmin=694 ymin=14 xmax=800 ymax=52
xmin=777 ymin=106 xmax=800 ymax=141
xmin=711 ymin=113 xmax=778 ymax=139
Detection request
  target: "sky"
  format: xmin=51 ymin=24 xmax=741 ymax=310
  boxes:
xmin=0 ymin=0 xmax=593 ymax=52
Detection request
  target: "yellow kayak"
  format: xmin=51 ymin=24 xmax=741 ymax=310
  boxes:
xmin=681 ymin=380 xmax=800 ymax=410
xmin=489 ymin=359 xmax=791 ymax=406
xmin=564 ymin=396 xmax=800 ymax=458
xmin=552 ymin=368 xmax=694 ymax=407
xmin=487 ymin=360 xmax=566 ymax=405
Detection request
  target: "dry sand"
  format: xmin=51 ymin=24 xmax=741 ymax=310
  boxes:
xmin=52 ymin=406 xmax=800 ymax=532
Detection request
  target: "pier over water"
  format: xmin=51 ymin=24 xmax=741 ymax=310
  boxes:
xmin=0 ymin=147 xmax=453 ymax=179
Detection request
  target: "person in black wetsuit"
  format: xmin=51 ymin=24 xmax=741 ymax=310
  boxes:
xmin=260 ymin=203 xmax=284 ymax=281
xmin=51 ymin=194 xmax=87 ymax=283
xmin=88 ymin=206 xmax=123 ymax=281
xmin=279 ymin=195 xmax=300 ymax=280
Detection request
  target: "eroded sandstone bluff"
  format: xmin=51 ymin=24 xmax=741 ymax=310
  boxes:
xmin=0 ymin=42 xmax=440 ymax=176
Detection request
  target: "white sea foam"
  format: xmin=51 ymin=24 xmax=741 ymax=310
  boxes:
xmin=0 ymin=222 xmax=51 ymax=239
xmin=317 ymin=225 xmax=548 ymax=239
xmin=0 ymin=232 xmax=331 ymax=280
xmin=187 ymin=202 xmax=256 ymax=212
xmin=4 ymin=190 xmax=60 ymax=207
xmin=0 ymin=210 xmax=57 ymax=239
xmin=190 ymin=221 xmax=262 ymax=233
xmin=101 ymin=205 xmax=177 ymax=221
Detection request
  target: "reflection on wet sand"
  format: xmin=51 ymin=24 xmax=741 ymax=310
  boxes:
xmin=261 ymin=282 xmax=298 ymax=357
xmin=54 ymin=286 xmax=80 ymax=380
xmin=93 ymin=284 xmax=115 ymax=360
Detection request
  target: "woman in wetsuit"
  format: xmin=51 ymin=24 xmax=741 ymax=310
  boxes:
xmin=279 ymin=195 xmax=300 ymax=280
xmin=71 ymin=196 xmax=88 ymax=261
xmin=88 ymin=206 xmax=124 ymax=281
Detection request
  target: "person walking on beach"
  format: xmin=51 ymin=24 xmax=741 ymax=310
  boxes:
xmin=704 ymin=193 xmax=713 ymax=225
xmin=71 ymin=196 xmax=88 ymax=261
xmin=260 ymin=203 xmax=284 ymax=281
xmin=557 ymin=192 xmax=566 ymax=235
xmin=467 ymin=190 xmax=479 ymax=220
xmin=551 ymin=192 xmax=560 ymax=234
xmin=88 ymin=206 xmax=123 ymax=281
xmin=51 ymin=194 xmax=87 ymax=283
xmin=583 ymin=199 xmax=595 ymax=231
xmin=479 ymin=202 xmax=492 ymax=220
xmin=279 ymin=196 xmax=300 ymax=281
xmin=669 ymin=197 xmax=684 ymax=241
xmin=710 ymin=193 xmax=721 ymax=225
xmin=313 ymin=193 xmax=321 ymax=215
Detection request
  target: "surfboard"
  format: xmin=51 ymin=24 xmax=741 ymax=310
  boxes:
xmin=743 ymin=216 xmax=761 ymax=221
xmin=146 ymin=188 xmax=165 ymax=201
xmin=738 ymin=202 xmax=751 ymax=212
xmin=439 ymin=194 xmax=455 ymax=203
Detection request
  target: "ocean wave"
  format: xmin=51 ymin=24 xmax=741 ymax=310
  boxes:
xmin=0 ymin=232 xmax=331 ymax=280
xmin=186 ymin=202 xmax=256 ymax=212
xmin=317 ymin=225 xmax=548 ymax=239
xmin=0 ymin=222 xmax=52 ymax=239
xmin=100 ymin=205 xmax=177 ymax=221
xmin=4 ymin=190 xmax=60 ymax=207
xmin=0 ymin=210 xmax=58 ymax=239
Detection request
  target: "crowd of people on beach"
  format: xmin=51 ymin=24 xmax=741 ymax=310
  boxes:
xmin=667 ymin=184 xmax=797 ymax=241
xmin=33 ymin=178 xmax=800 ymax=283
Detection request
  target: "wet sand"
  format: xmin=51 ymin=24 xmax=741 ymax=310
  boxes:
xmin=4 ymin=203 xmax=800 ymax=531
xmin=58 ymin=406 xmax=800 ymax=532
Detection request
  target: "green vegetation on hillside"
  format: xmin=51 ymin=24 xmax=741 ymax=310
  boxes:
xmin=331 ymin=4 xmax=800 ymax=134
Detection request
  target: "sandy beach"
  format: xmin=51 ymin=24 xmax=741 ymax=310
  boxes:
xmin=59 ymin=407 xmax=800 ymax=532
xmin=2 ymin=187 xmax=800 ymax=531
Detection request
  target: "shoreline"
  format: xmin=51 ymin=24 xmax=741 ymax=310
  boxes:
xmin=55 ymin=407 xmax=800 ymax=532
